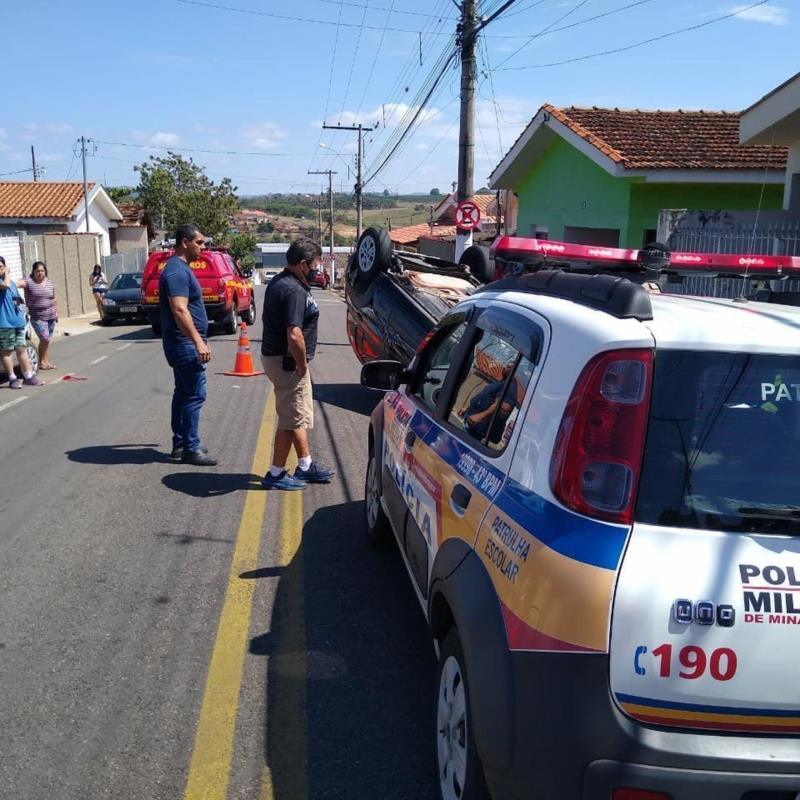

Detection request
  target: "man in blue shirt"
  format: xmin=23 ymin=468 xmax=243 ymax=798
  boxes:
xmin=159 ymin=224 xmax=215 ymax=466
xmin=0 ymin=255 xmax=44 ymax=389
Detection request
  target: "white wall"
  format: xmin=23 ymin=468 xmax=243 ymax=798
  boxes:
xmin=70 ymin=200 xmax=113 ymax=256
xmin=0 ymin=234 xmax=23 ymax=281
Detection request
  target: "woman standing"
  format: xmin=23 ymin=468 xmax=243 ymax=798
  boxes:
xmin=19 ymin=261 xmax=58 ymax=370
xmin=89 ymin=264 xmax=108 ymax=318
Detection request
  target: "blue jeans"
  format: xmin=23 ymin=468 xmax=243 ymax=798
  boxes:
xmin=171 ymin=360 xmax=207 ymax=452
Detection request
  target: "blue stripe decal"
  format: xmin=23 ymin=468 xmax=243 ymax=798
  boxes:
xmin=408 ymin=410 xmax=627 ymax=570
xmin=616 ymin=693 xmax=800 ymax=718
xmin=494 ymin=479 xmax=628 ymax=571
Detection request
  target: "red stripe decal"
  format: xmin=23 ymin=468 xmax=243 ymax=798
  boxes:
xmin=632 ymin=713 xmax=800 ymax=734
xmin=499 ymin=600 xmax=599 ymax=653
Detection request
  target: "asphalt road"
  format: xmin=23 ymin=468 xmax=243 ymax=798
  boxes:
xmin=0 ymin=289 xmax=438 ymax=800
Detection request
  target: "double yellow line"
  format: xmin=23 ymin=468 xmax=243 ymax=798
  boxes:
xmin=182 ymin=396 xmax=307 ymax=800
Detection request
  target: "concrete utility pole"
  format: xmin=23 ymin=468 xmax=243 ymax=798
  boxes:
xmin=308 ymin=170 xmax=337 ymax=277
xmin=323 ymin=123 xmax=373 ymax=240
xmin=79 ymin=136 xmax=91 ymax=232
xmin=455 ymin=0 xmax=477 ymax=260
xmin=31 ymin=146 xmax=38 ymax=182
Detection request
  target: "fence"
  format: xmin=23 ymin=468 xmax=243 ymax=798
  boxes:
xmin=658 ymin=210 xmax=800 ymax=297
xmin=101 ymin=247 xmax=148 ymax=283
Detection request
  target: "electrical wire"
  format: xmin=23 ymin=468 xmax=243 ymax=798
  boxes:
xmin=336 ymin=0 xmax=372 ymax=122
xmin=311 ymin=0 xmax=447 ymax=18
xmin=478 ymin=35 xmax=504 ymax=155
xmin=494 ymin=0 xmax=591 ymax=69
xmin=494 ymin=0 xmax=773 ymax=69
xmin=0 ymin=167 xmax=36 ymax=178
xmin=94 ymin=140 xmax=303 ymax=156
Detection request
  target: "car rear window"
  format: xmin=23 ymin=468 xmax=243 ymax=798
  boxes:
xmin=636 ymin=350 xmax=800 ymax=534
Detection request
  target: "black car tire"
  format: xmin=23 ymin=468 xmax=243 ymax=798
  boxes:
xmin=458 ymin=246 xmax=494 ymax=284
xmin=435 ymin=628 xmax=490 ymax=800
xmin=224 ymin=298 xmax=239 ymax=335
xmin=354 ymin=227 xmax=392 ymax=286
xmin=151 ymin=322 xmax=162 ymax=337
xmin=100 ymin=316 xmax=113 ymax=326
xmin=364 ymin=448 xmax=392 ymax=547
xmin=244 ymin=295 xmax=257 ymax=325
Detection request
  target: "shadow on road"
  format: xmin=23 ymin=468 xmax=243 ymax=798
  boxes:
xmin=66 ymin=443 xmax=172 ymax=464
xmin=110 ymin=328 xmax=159 ymax=342
xmin=161 ymin=472 xmax=261 ymax=498
xmin=313 ymin=382 xmax=381 ymax=418
xmin=254 ymin=500 xmax=437 ymax=799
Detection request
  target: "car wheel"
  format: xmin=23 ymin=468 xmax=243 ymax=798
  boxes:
xmin=244 ymin=295 xmax=257 ymax=325
xmin=436 ymin=628 xmax=490 ymax=800
xmin=354 ymin=227 xmax=392 ymax=286
xmin=26 ymin=343 xmax=39 ymax=375
xmin=224 ymin=298 xmax=239 ymax=335
xmin=100 ymin=316 xmax=113 ymax=326
xmin=458 ymin=246 xmax=494 ymax=284
xmin=365 ymin=447 xmax=392 ymax=546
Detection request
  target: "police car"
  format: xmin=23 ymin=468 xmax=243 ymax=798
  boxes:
xmin=360 ymin=238 xmax=800 ymax=800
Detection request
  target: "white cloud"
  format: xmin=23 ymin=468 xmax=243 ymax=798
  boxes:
xmin=241 ymin=122 xmax=288 ymax=150
xmin=149 ymin=131 xmax=181 ymax=147
xmin=731 ymin=4 xmax=788 ymax=24
xmin=22 ymin=122 xmax=74 ymax=136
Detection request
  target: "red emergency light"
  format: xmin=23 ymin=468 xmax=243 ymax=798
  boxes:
xmin=490 ymin=236 xmax=800 ymax=278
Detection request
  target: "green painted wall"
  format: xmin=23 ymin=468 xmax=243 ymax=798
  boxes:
xmin=515 ymin=137 xmax=784 ymax=248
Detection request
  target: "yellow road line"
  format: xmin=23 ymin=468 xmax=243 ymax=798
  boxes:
xmin=182 ymin=396 xmax=275 ymax=800
xmin=260 ymin=479 xmax=307 ymax=800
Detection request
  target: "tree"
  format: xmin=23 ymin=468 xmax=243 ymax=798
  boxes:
xmin=106 ymin=186 xmax=136 ymax=203
xmin=134 ymin=152 xmax=239 ymax=241
xmin=382 ymin=188 xmax=390 ymax=197
xmin=429 ymin=188 xmax=441 ymax=197
xmin=226 ymin=232 xmax=257 ymax=269
xmin=257 ymin=221 xmax=274 ymax=234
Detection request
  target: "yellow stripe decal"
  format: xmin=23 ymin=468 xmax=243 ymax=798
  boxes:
xmin=622 ymin=702 xmax=800 ymax=728
xmin=182 ymin=396 xmax=276 ymax=800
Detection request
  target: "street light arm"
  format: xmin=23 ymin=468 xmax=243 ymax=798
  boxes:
xmin=475 ymin=0 xmax=521 ymax=31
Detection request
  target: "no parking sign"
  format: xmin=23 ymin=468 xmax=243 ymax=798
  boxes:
xmin=455 ymin=200 xmax=481 ymax=231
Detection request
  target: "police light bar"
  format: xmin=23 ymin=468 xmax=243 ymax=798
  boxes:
xmin=491 ymin=236 xmax=800 ymax=277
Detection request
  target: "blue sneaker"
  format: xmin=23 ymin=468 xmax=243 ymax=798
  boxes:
xmin=261 ymin=470 xmax=307 ymax=491
xmin=294 ymin=462 xmax=335 ymax=483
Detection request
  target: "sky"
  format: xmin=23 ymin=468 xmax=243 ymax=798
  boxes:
xmin=1 ymin=0 xmax=797 ymax=197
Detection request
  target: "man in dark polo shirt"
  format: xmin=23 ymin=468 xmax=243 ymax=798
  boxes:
xmin=260 ymin=237 xmax=333 ymax=490
xmin=159 ymin=223 xmax=216 ymax=466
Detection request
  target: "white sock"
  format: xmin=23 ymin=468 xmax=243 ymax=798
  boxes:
xmin=298 ymin=455 xmax=312 ymax=471
xmin=269 ymin=464 xmax=285 ymax=477
xmin=23 ymin=371 xmax=33 ymax=380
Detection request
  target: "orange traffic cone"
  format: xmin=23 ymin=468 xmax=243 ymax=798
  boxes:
xmin=224 ymin=323 xmax=264 ymax=377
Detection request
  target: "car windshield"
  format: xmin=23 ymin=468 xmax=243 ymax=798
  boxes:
xmin=110 ymin=273 xmax=142 ymax=290
xmin=636 ymin=350 xmax=800 ymax=535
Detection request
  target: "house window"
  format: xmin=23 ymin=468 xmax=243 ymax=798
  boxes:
xmin=529 ymin=224 xmax=549 ymax=240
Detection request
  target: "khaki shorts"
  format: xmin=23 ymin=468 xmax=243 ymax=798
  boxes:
xmin=262 ymin=355 xmax=314 ymax=430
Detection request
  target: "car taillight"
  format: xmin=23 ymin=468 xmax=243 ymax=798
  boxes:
xmin=549 ymin=348 xmax=652 ymax=524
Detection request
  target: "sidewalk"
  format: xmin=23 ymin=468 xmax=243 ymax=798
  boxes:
xmin=57 ymin=312 xmax=102 ymax=338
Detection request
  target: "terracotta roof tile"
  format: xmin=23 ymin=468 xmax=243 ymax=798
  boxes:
xmin=116 ymin=201 xmax=146 ymax=226
xmin=543 ymin=104 xmax=787 ymax=170
xmin=0 ymin=181 xmax=95 ymax=219
xmin=389 ymin=223 xmax=458 ymax=246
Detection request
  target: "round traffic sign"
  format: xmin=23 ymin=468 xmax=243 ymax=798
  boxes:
xmin=455 ymin=200 xmax=481 ymax=231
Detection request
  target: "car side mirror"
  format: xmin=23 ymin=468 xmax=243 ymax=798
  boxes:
xmin=361 ymin=360 xmax=410 ymax=391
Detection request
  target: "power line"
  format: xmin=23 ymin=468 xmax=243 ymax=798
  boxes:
xmin=174 ymin=0 xmax=453 ymax=35
xmin=495 ymin=0 xmax=773 ymax=70
xmin=478 ymin=36 xmax=504 ymax=156
xmin=495 ymin=0 xmax=590 ymax=69
xmin=336 ymin=0 xmax=372 ymax=123
xmin=0 ymin=167 xmax=37 ymax=178
xmin=311 ymin=0 xmax=447 ymax=18
xmin=94 ymin=139 xmax=305 ymax=156
xmin=485 ymin=0 xmax=654 ymax=34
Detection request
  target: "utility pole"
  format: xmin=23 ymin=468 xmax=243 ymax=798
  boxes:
xmin=78 ymin=136 xmax=94 ymax=233
xmin=31 ymin=146 xmax=39 ymax=182
xmin=455 ymin=0 xmax=477 ymax=260
xmin=323 ymin=123 xmax=373 ymax=240
xmin=308 ymin=170 xmax=337 ymax=279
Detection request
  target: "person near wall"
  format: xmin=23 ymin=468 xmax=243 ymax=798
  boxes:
xmin=159 ymin=224 xmax=216 ymax=467
xmin=0 ymin=256 xmax=44 ymax=389
xmin=19 ymin=261 xmax=58 ymax=370
xmin=89 ymin=264 xmax=108 ymax=318
xmin=260 ymin=237 xmax=334 ymax=490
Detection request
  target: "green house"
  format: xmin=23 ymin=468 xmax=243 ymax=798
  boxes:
xmin=489 ymin=105 xmax=787 ymax=249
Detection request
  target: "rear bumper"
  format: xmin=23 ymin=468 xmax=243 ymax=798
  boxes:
xmin=482 ymin=651 xmax=800 ymax=800
xmin=143 ymin=302 xmax=226 ymax=323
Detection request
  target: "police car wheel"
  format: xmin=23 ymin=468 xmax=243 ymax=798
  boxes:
xmin=224 ymin=300 xmax=239 ymax=335
xmin=458 ymin=246 xmax=494 ymax=284
xmin=436 ymin=629 xmax=489 ymax=800
xmin=365 ymin=449 xmax=392 ymax=546
xmin=244 ymin=296 xmax=257 ymax=325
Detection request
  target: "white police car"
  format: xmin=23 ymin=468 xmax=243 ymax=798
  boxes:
xmin=361 ymin=239 xmax=800 ymax=800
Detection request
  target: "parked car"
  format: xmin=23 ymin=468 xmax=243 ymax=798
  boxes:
xmin=100 ymin=272 xmax=144 ymax=325
xmin=345 ymin=227 xmax=488 ymax=365
xmin=308 ymin=268 xmax=331 ymax=289
xmin=360 ymin=241 xmax=800 ymax=800
xmin=141 ymin=249 xmax=256 ymax=337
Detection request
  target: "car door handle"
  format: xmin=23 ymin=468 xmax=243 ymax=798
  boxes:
xmin=404 ymin=430 xmax=417 ymax=453
xmin=450 ymin=484 xmax=472 ymax=517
